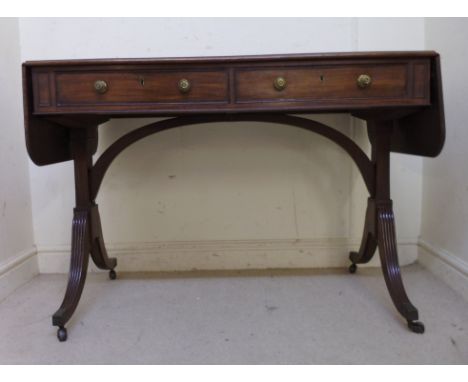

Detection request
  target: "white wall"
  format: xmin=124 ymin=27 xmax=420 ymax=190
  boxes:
xmin=419 ymin=18 xmax=468 ymax=299
xmin=16 ymin=18 xmax=425 ymax=272
xmin=0 ymin=18 xmax=37 ymax=300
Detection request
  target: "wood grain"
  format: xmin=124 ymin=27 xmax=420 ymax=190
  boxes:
xmin=56 ymin=69 xmax=229 ymax=106
xmin=235 ymin=64 xmax=411 ymax=102
xmin=28 ymin=54 xmax=432 ymax=115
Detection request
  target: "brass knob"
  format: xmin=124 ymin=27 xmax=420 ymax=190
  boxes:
xmin=178 ymin=78 xmax=191 ymax=93
xmin=93 ymin=80 xmax=108 ymax=94
xmin=357 ymin=74 xmax=372 ymax=89
xmin=273 ymin=76 xmax=287 ymax=91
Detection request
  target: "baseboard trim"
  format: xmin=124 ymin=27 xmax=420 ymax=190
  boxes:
xmin=37 ymin=238 xmax=418 ymax=273
xmin=418 ymin=239 xmax=468 ymax=301
xmin=0 ymin=247 xmax=38 ymax=302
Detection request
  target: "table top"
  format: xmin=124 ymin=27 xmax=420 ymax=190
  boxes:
xmin=22 ymin=51 xmax=445 ymax=165
xmin=23 ymin=51 xmax=439 ymax=66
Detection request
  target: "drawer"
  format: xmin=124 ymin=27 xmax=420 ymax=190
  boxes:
xmin=235 ymin=64 xmax=422 ymax=103
xmin=30 ymin=57 xmax=431 ymax=115
xmin=54 ymin=70 xmax=229 ymax=106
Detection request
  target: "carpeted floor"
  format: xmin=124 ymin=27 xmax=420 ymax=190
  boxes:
xmin=0 ymin=263 xmax=467 ymax=364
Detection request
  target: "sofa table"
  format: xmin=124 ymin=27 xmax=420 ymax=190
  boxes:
xmin=22 ymin=51 xmax=445 ymax=342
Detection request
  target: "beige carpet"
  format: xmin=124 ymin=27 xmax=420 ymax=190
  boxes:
xmin=0 ymin=264 xmax=467 ymax=364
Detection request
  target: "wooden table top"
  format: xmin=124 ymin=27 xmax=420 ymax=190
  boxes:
xmin=22 ymin=51 xmax=445 ymax=165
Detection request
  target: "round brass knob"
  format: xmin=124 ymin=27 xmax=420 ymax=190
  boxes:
xmin=357 ymin=74 xmax=372 ymax=89
xmin=178 ymin=78 xmax=191 ymax=93
xmin=273 ymin=76 xmax=287 ymax=91
xmin=93 ymin=80 xmax=108 ymax=94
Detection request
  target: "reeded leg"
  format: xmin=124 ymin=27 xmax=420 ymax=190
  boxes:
xmin=349 ymin=198 xmax=378 ymax=273
xmin=376 ymin=200 xmax=424 ymax=333
xmin=350 ymin=120 xmax=424 ymax=333
xmin=52 ymin=208 xmax=90 ymax=341
xmin=89 ymin=203 xmax=117 ymax=279
xmin=51 ymin=128 xmax=118 ymax=342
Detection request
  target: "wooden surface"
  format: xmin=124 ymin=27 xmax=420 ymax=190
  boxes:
xmin=28 ymin=52 xmax=431 ymax=114
xmin=54 ymin=70 xmax=229 ymax=106
xmin=21 ymin=51 xmax=445 ymax=340
xmin=23 ymin=51 xmax=445 ymax=166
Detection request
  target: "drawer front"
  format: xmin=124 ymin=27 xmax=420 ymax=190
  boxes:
xmin=235 ymin=64 xmax=418 ymax=103
xmin=55 ymin=70 xmax=228 ymax=106
xmin=30 ymin=59 xmax=431 ymax=115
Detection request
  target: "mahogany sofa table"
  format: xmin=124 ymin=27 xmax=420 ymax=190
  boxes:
xmin=22 ymin=51 xmax=445 ymax=342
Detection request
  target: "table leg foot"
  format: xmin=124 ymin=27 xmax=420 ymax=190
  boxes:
xmin=52 ymin=209 xmax=89 ymax=341
xmin=348 ymin=263 xmax=357 ymax=274
xmin=57 ymin=327 xmax=68 ymax=342
xmin=407 ymin=320 xmax=425 ymax=334
xmin=109 ymin=269 xmax=117 ymax=280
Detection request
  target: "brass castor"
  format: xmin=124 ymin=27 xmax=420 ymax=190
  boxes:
xmin=407 ymin=320 xmax=425 ymax=334
xmin=57 ymin=327 xmax=68 ymax=342
xmin=109 ymin=269 xmax=117 ymax=280
xmin=348 ymin=263 xmax=357 ymax=274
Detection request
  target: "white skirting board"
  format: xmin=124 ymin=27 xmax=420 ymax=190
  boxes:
xmin=5 ymin=239 xmax=468 ymax=309
xmin=36 ymin=238 xmax=419 ymax=273
xmin=10 ymin=239 xmax=468 ymax=304
xmin=418 ymin=239 xmax=468 ymax=302
xmin=0 ymin=247 xmax=38 ymax=302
